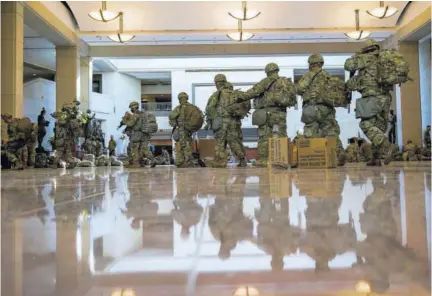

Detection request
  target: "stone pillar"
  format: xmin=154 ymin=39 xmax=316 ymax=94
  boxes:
xmin=397 ymin=41 xmax=422 ymax=146
xmin=1 ymin=2 xmax=24 ymax=140
xmin=56 ymin=46 xmax=80 ymax=109
xmin=80 ymin=57 xmax=93 ymax=112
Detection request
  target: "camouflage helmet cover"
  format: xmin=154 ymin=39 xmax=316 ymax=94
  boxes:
xmin=308 ymin=53 xmax=324 ymax=65
xmin=178 ymin=92 xmax=189 ymax=100
xmin=214 ymin=74 xmax=227 ymax=83
xmin=129 ymin=101 xmax=139 ymax=108
xmin=361 ymin=38 xmax=380 ymax=53
xmin=265 ymin=62 xmax=279 ymax=73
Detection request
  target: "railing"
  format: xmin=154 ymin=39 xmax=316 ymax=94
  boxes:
xmin=142 ymin=102 xmax=172 ymax=112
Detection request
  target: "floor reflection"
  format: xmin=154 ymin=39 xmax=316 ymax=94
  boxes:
xmin=1 ymin=163 xmax=430 ymax=296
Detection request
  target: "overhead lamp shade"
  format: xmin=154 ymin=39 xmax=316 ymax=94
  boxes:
xmin=88 ymin=9 xmax=120 ymax=22
xmin=227 ymin=31 xmax=254 ymax=42
xmin=108 ymin=33 xmax=135 ymax=43
xmin=366 ymin=6 xmax=398 ymax=19
xmin=344 ymin=30 xmax=371 ymax=40
xmin=228 ymin=10 xmax=261 ymax=21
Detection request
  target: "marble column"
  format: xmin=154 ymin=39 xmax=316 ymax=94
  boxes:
xmin=80 ymin=57 xmax=93 ymax=112
xmin=56 ymin=46 xmax=80 ymax=109
xmin=397 ymin=41 xmax=422 ymax=146
xmin=1 ymin=2 xmax=24 ymax=140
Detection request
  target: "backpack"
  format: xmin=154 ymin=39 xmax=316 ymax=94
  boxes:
xmin=378 ymin=48 xmax=409 ymax=85
xmin=320 ymin=76 xmax=350 ymax=108
xmin=183 ymin=104 xmax=204 ymax=132
xmin=17 ymin=117 xmax=33 ymax=139
xmin=143 ymin=112 xmax=158 ymax=134
xmin=228 ymin=90 xmax=252 ymax=119
xmin=268 ymin=77 xmax=297 ymax=108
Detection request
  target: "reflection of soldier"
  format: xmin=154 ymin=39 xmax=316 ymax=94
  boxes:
xmin=172 ymin=172 xmax=203 ymax=239
xmin=37 ymin=107 xmax=49 ymax=149
xmin=208 ymin=173 xmax=253 ymax=259
xmin=296 ymin=170 xmax=356 ymax=272
xmin=121 ymin=101 xmax=157 ymax=168
xmin=205 ymin=75 xmax=248 ymax=168
xmin=255 ymin=195 xmax=300 ymax=270
xmin=357 ymin=171 xmax=430 ymax=293
xmin=345 ymin=39 xmax=395 ymax=166
xmin=169 ymin=92 xmax=198 ymax=167
xmin=297 ymin=54 xmax=346 ymax=166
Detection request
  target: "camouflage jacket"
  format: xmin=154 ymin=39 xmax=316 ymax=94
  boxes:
xmin=403 ymin=143 xmax=417 ymax=154
xmin=345 ymin=51 xmax=391 ymax=97
xmin=6 ymin=119 xmax=26 ymax=142
xmin=251 ymin=74 xmax=296 ymax=110
xmin=205 ymin=87 xmax=238 ymax=125
xmin=169 ymin=102 xmax=191 ymax=129
xmin=108 ymin=139 xmax=116 ymax=150
xmin=297 ymin=69 xmax=330 ymax=106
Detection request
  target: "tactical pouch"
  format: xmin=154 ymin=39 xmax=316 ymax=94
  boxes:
xmin=355 ymin=97 xmax=380 ymax=119
xmin=301 ymin=105 xmax=316 ymax=124
xmin=211 ymin=117 xmax=222 ymax=131
xmin=172 ymin=129 xmax=180 ymax=142
xmin=252 ymin=109 xmax=267 ymax=126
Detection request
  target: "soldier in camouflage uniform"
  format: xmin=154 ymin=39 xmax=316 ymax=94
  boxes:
xmin=1 ymin=114 xmax=27 ymax=170
xmin=108 ymin=135 xmax=116 ymax=156
xmin=205 ymin=74 xmax=248 ymax=168
xmin=169 ymin=92 xmax=195 ymax=168
xmin=345 ymin=137 xmax=359 ymax=162
xmin=297 ymin=54 xmax=346 ymax=166
xmin=345 ymin=39 xmax=395 ymax=166
xmin=122 ymin=101 xmax=157 ymax=168
xmin=155 ymin=147 xmax=171 ymax=165
xmin=23 ymin=123 xmax=38 ymax=167
xmin=246 ymin=63 xmax=296 ymax=167
xmin=358 ymin=138 xmax=373 ymax=162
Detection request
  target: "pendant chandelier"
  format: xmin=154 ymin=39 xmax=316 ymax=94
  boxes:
xmin=88 ymin=1 xmax=120 ymax=22
xmin=228 ymin=1 xmax=261 ymax=21
xmin=108 ymin=12 xmax=135 ymax=43
xmin=345 ymin=9 xmax=371 ymax=40
xmin=367 ymin=1 xmax=398 ymax=19
xmin=227 ymin=20 xmax=254 ymax=42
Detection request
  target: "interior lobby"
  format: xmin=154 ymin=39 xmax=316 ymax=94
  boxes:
xmin=1 ymin=1 xmax=431 ymax=296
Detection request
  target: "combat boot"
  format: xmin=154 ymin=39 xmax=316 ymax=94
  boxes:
xmin=237 ymin=157 xmax=248 ymax=168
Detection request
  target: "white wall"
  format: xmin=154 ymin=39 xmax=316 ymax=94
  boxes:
xmin=97 ymin=72 xmax=141 ymax=154
xmin=23 ymin=78 xmax=56 ymax=150
xmin=141 ymin=84 xmax=171 ymax=95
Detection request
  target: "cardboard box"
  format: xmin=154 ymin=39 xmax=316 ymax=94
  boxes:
xmin=268 ymin=137 xmax=292 ymax=169
xmin=297 ymin=138 xmax=337 ymax=168
xmin=176 ymin=139 xmax=216 ymax=159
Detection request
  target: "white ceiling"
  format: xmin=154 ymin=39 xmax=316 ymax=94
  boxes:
xmin=68 ymin=1 xmax=414 ymax=45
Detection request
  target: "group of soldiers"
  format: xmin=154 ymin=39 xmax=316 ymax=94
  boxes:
xmin=167 ymin=38 xmax=411 ymax=168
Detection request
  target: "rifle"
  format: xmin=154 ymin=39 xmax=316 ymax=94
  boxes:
xmin=347 ymin=70 xmax=356 ymax=113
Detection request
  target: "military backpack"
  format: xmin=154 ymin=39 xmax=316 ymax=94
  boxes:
xmin=228 ymin=90 xmax=251 ymax=119
xmin=378 ymin=48 xmax=409 ymax=85
xmin=320 ymin=76 xmax=350 ymax=108
xmin=143 ymin=112 xmax=158 ymax=134
xmin=182 ymin=104 xmax=204 ymax=132
xmin=268 ymin=77 xmax=297 ymax=108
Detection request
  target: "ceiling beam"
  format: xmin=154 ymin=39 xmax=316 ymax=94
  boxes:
xmin=79 ymin=27 xmax=395 ymax=36
xmin=90 ymin=42 xmax=364 ymax=58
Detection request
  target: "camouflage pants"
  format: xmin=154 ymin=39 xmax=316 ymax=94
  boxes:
xmin=4 ymin=142 xmax=25 ymax=168
xmin=24 ymin=141 xmax=36 ymax=167
xmin=130 ymin=138 xmax=155 ymax=165
xmin=257 ymin=110 xmax=287 ymax=161
xmin=54 ymin=141 xmax=74 ymax=166
xmin=214 ymin=120 xmax=246 ymax=166
xmin=304 ymin=118 xmax=344 ymax=156
xmin=359 ymin=95 xmax=391 ymax=152
xmin=176 ymin=132 xmax=193 ymax=167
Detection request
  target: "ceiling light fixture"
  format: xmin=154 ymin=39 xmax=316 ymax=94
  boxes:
xmin=108 ymin=12 xmax=135 ymax=43
xmin=227 ymin=20 xmax=254 ymax=42
xmin=345 ymin=9 xmax=371 ymax=40
xmin=88 ymin=1 xmax=120 ymax=22
xmin=367 ymin=1 xmax=398 ymax=19
xmin=228 ymin=1 xmax=261 ymax=21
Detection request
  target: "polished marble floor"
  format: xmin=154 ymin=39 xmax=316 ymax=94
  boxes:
xmin=1 ymin=163 xmax=431 ymax=296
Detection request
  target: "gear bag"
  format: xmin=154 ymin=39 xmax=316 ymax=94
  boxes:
xmin=320 ymin=76 xmax=350 ymax=108
xmin=355 ymin=97 xmax=381 ymax=119
xmin=143 ymin=112 xmax=158 ymax=134
xmin=228 ymin=91 xmax=251 ymax=119
xmin=267 ymin=77 xmax=297 ymax=108
xmin=301 ymin=105 xmax=316 ymax=124
xmin=183 ymin=104 xmax=204 ymax=132
xmin=252 ymin=109 xmax=268 ymax=126
xmin=17 ymin=117 xmax=33 ymax=139
xmin=378 ymin=48 xmax=409 ymax=85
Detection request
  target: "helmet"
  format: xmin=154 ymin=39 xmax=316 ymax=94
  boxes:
xmin=308 ymin=53 xmax=324 ymax=65
xmin=361 ymin=39 xmax=380 ymax=53
xmin=178 ymin=92 xmax=188 ymax=100
xmin=129 ymin=101 xmax=139 ymax=109
xmin=265 ymin=62 xmax=279 ymax=74
xmin=225 ymin=82 xmax=233 ymax=90
xmin=214 ymin=74 xmax=227 ymax=83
